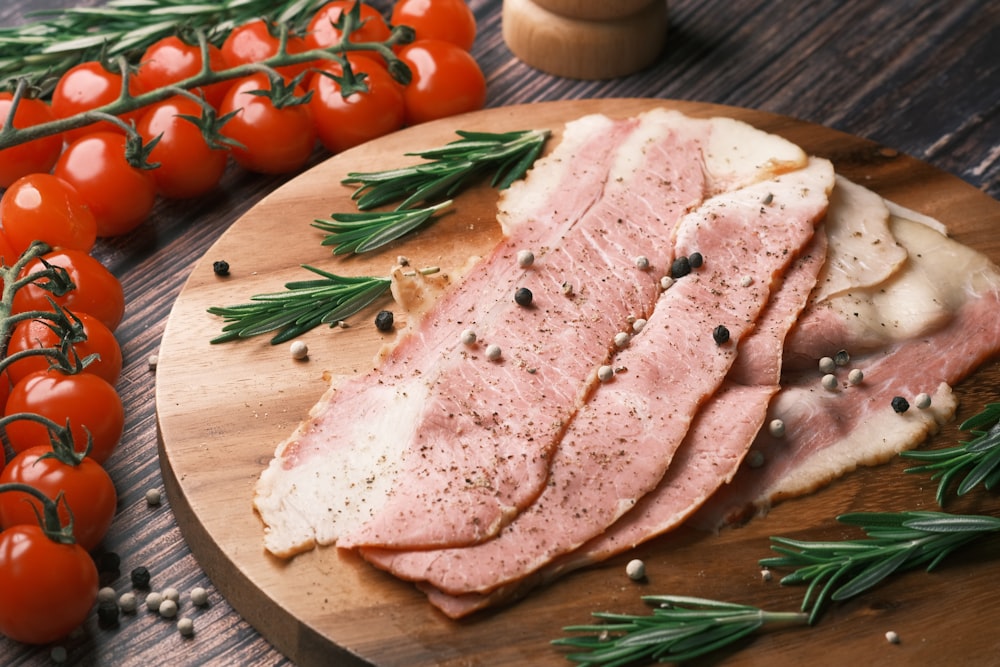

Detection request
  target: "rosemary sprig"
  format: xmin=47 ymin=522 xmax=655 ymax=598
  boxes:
xmin=0 ymin=0 xmax=326 ymax=95
xmin=901 ymin=403 xmax=1000 ymax=505
xmin=313 ymin=200 xmax=453 ymax=255
xmin=554 ymin=595 xmax=808 ymax=666
xmin=207 ymin=264 xmax=438 ymax=344
xmin=761 ymin=510 xmax=1000 ymax=624
xmin=342 ymin=129 xmax=550 ymax=211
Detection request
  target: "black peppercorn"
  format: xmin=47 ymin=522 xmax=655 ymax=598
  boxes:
xmin=130 ymin=566 xmax=151 ymax=590
xmin=97 ymin=600 xmax=120 ymax=628
xmin=688 ymin=252 xmax=703 ymax=269
xmin=713 ymin=325 xmax=730 ymax=345
xmin=374 ymin=310 xmax=394 ymax=332
xmin=514 ymin=287 xmax=533 ymax=307
xmin=212 ymin=260 xmax=230 ymax=276
xmin=891 ymin=396 xmax=910 ymax=413
xmin=670 ymin=256 xmax=691 ymax=279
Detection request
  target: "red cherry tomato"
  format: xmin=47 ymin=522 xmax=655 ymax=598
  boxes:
xmin=53 ymin=131 xmax=157 ymax=237
xmin=391 ymin=0 xmax=477 ymax=51
xmin=308 ymin=56 xmax=405 ymax=153
xmin=0 ymin=174 xmax=97 ymax=256
xmin=0 ymin=446 xmax=117 ymax=551
xmin=0 ymin=524 xmax=98 ymax=644
xmin=4 ymin=368 xmax=124 ymax=464
xmin=50 ymin=61 xmax=145 ymax=144
xmin=397 ymin=39 xmax=486 ymax=125
xmin=136 ymin=96 xmax=229 ymax=198
xmin=221 ymin=19 xmax=312 ymax=82
xmin=306 ymin=1 xmax=392 ymax=49
xmin=6 ymin=312 xmax=123 ymax=387
xmin=135 ymin=35 xmax=231 ymax=109
xmin=219 ymin=72 xmax=316 ymax=174
xmin=13 ymin=248 xmax=125 ymax=332
xmin=0 ymin=93 xmax=64 ymax=188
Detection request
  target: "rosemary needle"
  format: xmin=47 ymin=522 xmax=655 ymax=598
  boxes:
xmin=554 ymin=595 xmax=808 ymax=666
xmin=207 ymin=264 xmax=437 ymax=345
xmin=313 ymin=200 xmax=453 ymax=255
xmin=342 ymin=129 xmax=550 ymax=211
xmin=761 ymin=509 xmax=1000 ymax=624
xmin=901 ymin=402 xmax=1000 ymax=505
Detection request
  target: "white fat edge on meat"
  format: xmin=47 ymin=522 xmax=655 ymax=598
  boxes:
xmin=885 ymin=198 xmax=949 ymax=235
xmin=255 ymin=377 xmax=428 ymax=558
xmin=698 ymin=115 xmax=809 ymax=193
xmin=496 ymin=113 xmax=623 ymax=237
xmin=814 ymin=216 xmax=1000 ymax=352
xmin=810 ymin=176 xmax=908 ymax=303
xmin=762 ymin=383 xmax=957 ymax=504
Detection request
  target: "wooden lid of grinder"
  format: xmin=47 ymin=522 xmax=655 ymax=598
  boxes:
xmin=502 ymin=0 xmax=668 ymax=79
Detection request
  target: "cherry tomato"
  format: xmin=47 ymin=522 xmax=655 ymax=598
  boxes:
xmin=50 ymin=61 xmax=145 ymax=144
xmin=391 ymin=0 xmax=477 ymax=51
xmin=4 ymin=368 xmax=124 ymax=464
xmin=0 ymin=446 xmax=117 ymax=551
xmin=397 ymin=39 xmax=486 ymax=125
xmin=0 ymin=174 xmax=97 ymax=256
xmin=221 ymin=19 xmax=312 ymax=82
xmin=219 ymin=72 xmax=316 ymax=174
xmin=0 ymin=93 xmax=64 ymax=188
xmin=306 ymin=1 xmax=392 ymax=49
xmin=135 ymin=35 xmax=231 ymax=109
xmin=13 ymin=248 xmax=125 ymax=332
xmin=5 ymin=312 xmax=123 ymax=387
xmin=137 ymin=96 xmax=229 ymax=198
xmin=308 ymin=56 xmax=405 ymax=153
xmin=0 ymin=233 xmax=17 ymax=269
xmin=0 ymin=373 xmax=10 ymax=422
xmin=53 ymin=131 xmax=157 ymax=237
xmin=0 ymin=524 xmax=98 ymax=644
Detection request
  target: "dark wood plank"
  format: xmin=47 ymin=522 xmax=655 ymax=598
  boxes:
xmin=0 ymin=1 xmax=996 ymax=665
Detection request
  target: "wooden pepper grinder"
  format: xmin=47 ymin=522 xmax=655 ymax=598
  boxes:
xmin=502 ymin=0 xmax=669 ymax=79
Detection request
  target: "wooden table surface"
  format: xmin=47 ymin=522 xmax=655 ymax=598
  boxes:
xmin=1 ymin=1 xmax=998 ymax=665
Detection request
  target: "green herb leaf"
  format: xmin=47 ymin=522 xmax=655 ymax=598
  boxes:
xmin=554 ymin=596 xmax=807 ymax=666
xmin=342 ymin=129 xmax=550 ymax=211
xmin=901 ymin=403 xmax=1000 ymax=504
xmin=760 ymin=510 xmax=1000 ymax=623
xmin=207 ymin=264 xmax=439 ymax=344
xmin=313 ymin=200 xmax=453 ymax=255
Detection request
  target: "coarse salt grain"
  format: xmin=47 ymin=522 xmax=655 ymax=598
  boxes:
xmin=915 ymin=392 xmax=932 ymax=409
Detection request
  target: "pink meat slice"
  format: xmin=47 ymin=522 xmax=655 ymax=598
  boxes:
xmin=413 ymin=226 xmax=829 ymax=618
xmin=691 ymin=295 xmax=1000 ymax=528
xmin=255 ymin=114 xmax=641 ymax=557
xmin=360 ymin=159 xmax=835 ymax=596
xmin=337 ymin=114 xmax=715 ymax=550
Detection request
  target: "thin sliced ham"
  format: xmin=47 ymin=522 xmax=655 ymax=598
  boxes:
xmin=256 ymin=109 xmax=810 ymax=556
xmin=361 ymin=159 xmax=835 ymax=598
xmin=412 ymin=223 xmax=829 ymax=618
xmin=693 ymin=215 xmax=1000 ymax=527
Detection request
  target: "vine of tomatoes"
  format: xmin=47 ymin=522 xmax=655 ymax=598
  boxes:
xmin=0 ymin=0 xmax=482 ymax=646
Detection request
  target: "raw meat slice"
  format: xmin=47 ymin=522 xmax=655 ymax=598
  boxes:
xmin=809 ymin=175 xmax=907 ymax=303
xmin=693 ymin=216 xmax=1000 ymax=527
xmin=361 ymin=159 xmax=835 ymax=596
xmin=254 ymin=113 xmax=639 ymax=557
xmin=409 ymin=224 xmax=829 ymax=618
xmin=257 ymin=109 xmax=809 ymax=557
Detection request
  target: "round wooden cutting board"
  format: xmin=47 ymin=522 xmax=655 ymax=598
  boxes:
xmin=155 ymin=99 xmax=1000 ymax=666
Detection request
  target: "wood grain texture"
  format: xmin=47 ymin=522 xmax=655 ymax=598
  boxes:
xmin=156 ymin=98 xmax=1000 ymax=667
xmin=0 ymin=1 xmax=996 ymax=665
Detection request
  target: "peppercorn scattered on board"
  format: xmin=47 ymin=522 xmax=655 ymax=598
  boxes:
xmin=156 ymin=98 xmax=1000 ymax=667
